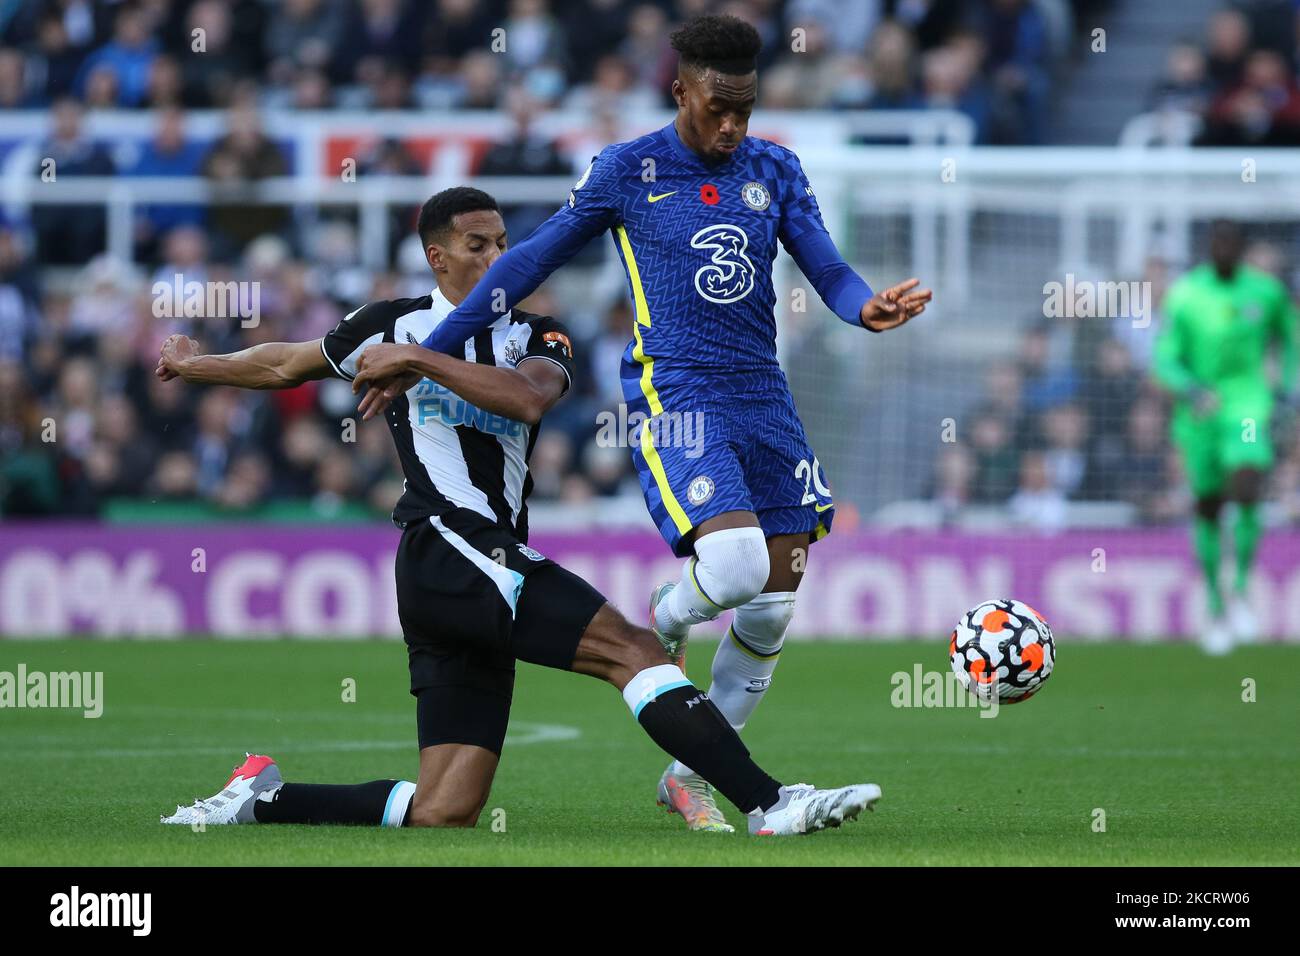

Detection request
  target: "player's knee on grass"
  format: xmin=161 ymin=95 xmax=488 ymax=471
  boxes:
xmin=408 ymin=743 xmax=498 ymax=828
xmin=407 ymin=790 xmax=485 ymax=828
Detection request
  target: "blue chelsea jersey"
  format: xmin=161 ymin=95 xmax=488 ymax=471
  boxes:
xmin=422 ymin=122 xmax=873 ymax=394
xmin=575 ymin=123 xmax=818 ymax=378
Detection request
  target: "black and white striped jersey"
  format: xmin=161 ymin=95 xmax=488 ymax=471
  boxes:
xmin=321 ymin=287 xmax=575 ymax=539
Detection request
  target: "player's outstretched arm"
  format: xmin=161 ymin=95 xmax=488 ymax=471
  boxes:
xmin=417 ymin=149 xmax=621 ymax=358
xmin=784 ymin=221 xmax=930 ymax=331
xmin=359 ymin=152 xmax=616 ymax=413
xmin=779 ymin=151 xmax=930 ymax=331
xmin=351 ymin=342 xmax=567 ymax=425
xmin=418 ymin=213 xmax=605 ymax=356
xmin=156 ymin=334 xmax=332 ymax=389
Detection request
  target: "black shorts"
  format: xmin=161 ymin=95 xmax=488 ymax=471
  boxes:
xmin=396 ymin=510 xmax=606 ymax=754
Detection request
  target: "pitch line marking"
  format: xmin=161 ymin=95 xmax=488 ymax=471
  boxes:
xmin=6 ymin=721 xmax=581 ymax=759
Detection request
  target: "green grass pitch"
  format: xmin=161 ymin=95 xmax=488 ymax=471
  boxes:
xmin=1 ymin=638 xmax=1296 ymax=866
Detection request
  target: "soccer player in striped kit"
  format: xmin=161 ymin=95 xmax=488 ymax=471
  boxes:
xmin=156 ymin=187 xmax=880 ymax=835
xmin=358 ymin=16 xmax=929 ymax=830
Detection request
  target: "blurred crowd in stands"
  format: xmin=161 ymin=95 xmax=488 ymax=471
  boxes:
xmin=0 ymin=0 xmax=1093 ymax=140
xmin=3 ymin=0 xmax=1299 ymax=527
xmin=6 ymin=210 xmax=1298 ymax=525
xmin=0 ymin=219 xmax=657 ymax=519
xmin=0 ymin=0 xmax=1093 ymax=521
xmin=929 ymin=246 xmax=1300 ymax=531
xmin=1149 ymin=2 xmax=1300 ymax=146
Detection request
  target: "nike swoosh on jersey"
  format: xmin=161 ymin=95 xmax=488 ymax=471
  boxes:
xmin=646 ymin=191 xmax=677 ymax=203
xmin=815 ymin=502 xmax=834 ymax=512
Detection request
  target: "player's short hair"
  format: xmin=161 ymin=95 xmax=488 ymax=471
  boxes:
xmin=1208 ymin=218 xmax=1243 ymax=241
xmin=670 ymin=14 xmax=761 ymax=77
xmin=417 ymin=187 xmax=500 ymax=246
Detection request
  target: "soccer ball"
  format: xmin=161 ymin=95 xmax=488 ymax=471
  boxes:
xmin=949 ymin=599 xmax=1055 ymax=704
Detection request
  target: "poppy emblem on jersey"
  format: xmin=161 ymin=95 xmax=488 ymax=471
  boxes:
xmin=700 ymin=183 xmax=720 ymax=205
xmin=687 ymin=475 xmax=715 ymax=505
xmin=517 ymin=544 xmax=545 ymax=562
xmin=740 ymin=181 xmax=770 ymax=211
xmin=542 ymin=331 xmax=571 ymax=357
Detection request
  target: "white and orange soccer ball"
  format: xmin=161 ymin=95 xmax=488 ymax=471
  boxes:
xmin=949 ymin=599 xmax=1055 ymax=704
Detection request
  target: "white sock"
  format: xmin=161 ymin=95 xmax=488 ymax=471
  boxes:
xmin=382 ymin=781 xmax=417 ymax=827
xmin=654 ymin=527 xmax=769 ymax=636
xmin=622 ymin=663 xmax=692 ymax=717
xmin=672 ymin=591 xmax=794 ymax=777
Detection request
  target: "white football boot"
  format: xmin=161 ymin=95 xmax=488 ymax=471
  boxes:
xmin=1202 ymin=613 xmax=1234 ymax=656
xmin=657 ymin=765 xmax=735 ymax=833
xmin=649 ymin=581 xmax=690 ymax=668
xmin=747 ymin=782 xmax=881 ymax=836
xmin=161 ymin=753 xmax=282 ymax=825
xmin=1228 ymin=594 xmax=1259 ymax=645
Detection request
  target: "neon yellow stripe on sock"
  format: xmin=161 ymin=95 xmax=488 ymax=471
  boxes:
xmin=728 ymin=625 xmax=782 ymax=661
xmin=688 ymin=557 xmax=727 ymax=612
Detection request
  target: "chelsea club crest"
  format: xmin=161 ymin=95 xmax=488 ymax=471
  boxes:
xmin=687 ymin=475 xmax=715 ymax=505
xmin=740 ymin=181 xmax=770 ymax=211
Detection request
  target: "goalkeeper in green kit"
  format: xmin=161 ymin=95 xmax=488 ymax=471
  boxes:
xmin=1154 ymin=221 xmax=1298 ymax=654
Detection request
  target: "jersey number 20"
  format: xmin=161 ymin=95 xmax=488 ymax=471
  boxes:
xmin=795 ymin=457 xmax=830 ymax=505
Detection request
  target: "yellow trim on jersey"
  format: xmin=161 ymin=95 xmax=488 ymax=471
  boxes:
xmin=615 ymin=224 xmax=663 ymax=417
xmin=616 ymin=223 xmax=691 ymax=535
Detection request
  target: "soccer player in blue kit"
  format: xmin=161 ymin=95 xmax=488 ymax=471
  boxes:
xmin=357 ymin=14 xmax=931 ymax=832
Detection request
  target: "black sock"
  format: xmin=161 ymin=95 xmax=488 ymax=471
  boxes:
xmin=636 ymin=685 xmax=782 ymax=813
xmin=252 ymin=780 xmax=412 ymax=826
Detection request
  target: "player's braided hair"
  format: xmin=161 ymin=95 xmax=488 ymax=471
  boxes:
xmin=670 ymin=14 xmax=761 ymax=76
xmin=417 ymin=187 xmax=500 ymax=246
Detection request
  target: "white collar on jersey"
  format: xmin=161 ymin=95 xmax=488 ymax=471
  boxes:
xmin=430 ymin=285 xmax=510 ymax=328
xmin=430 ymin=286 xmax=455 ymax=318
